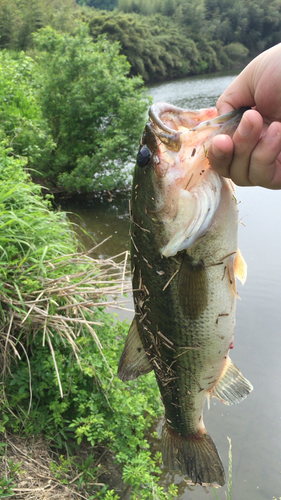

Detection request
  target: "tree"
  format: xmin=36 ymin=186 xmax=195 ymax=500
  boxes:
xmin=33 ymin=25 xmax=150 ymax=192
xmin=0 ymin=51 xmax=54 ymax=167
xmin=88 ymin=11 xmax=202 ymax=81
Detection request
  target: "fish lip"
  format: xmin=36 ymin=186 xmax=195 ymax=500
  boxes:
xmin=149 ymin=102 xmax=182 ymax=152
xmin=149 ymin=102 xmax=185 ymax=136
xmin=190 ymin=107 xmax=251 ymax=135
xmin=148 ymin=103 xmax=250 ymax=151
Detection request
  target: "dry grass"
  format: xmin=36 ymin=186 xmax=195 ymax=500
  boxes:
xmin=0 ymin=432 xmax=130 ymax=500
xmin=0 ymin=242 xmax=131 ymax=402
xmin=0 ymin=242 xmax=134 ymax=499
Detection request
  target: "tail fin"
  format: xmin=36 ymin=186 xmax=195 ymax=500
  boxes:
xmin=162 ymin=422 xmax=225 ymax=486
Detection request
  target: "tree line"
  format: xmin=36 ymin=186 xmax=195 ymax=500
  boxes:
xmin=1 ymin=0 xmax=281 ymax=83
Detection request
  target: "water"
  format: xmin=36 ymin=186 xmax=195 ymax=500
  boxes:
xmin=63 ymin=72 xmax=281 ymax=499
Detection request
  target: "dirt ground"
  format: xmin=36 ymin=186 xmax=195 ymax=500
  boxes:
xmin=0 ymin=433 xmax=132 ymax=499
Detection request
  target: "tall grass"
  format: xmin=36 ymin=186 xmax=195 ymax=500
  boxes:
xmin=213 ymin=437 xmax=232 ymax=500
xmin=0 ymin=142 xmax=130 ymax=396
xmin=0 ymin=142 xmax=179 ymax=499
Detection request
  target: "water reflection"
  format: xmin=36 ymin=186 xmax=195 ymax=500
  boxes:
xmin=62 ymin=192 xmax=131 ymax=259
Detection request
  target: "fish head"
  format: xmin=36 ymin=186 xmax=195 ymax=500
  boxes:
xmin=132 ymin=102 xmax=247 ymax=257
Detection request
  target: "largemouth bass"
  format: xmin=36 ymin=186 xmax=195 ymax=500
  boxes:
xmin=118 ymin=102 xmax=253 ymax=487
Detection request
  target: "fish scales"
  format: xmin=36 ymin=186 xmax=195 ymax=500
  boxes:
xmin=118 ymin=102 xmax=253 ymax=487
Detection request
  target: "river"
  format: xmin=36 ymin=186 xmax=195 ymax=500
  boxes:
xmin=63 ymin=71 xmax=281 ymax=499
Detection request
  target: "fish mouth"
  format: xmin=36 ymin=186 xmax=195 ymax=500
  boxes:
xmin=146 ymin=103 xmax=249 ymax=257
xmin=148 ymin=102 xmax=250 ymax=151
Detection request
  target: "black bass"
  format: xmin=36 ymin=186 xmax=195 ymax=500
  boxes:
xmin=118 ymin=102 xmax=253 ymax=487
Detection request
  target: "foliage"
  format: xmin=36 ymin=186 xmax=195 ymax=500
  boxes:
xmin=0 ymin=0 xmax=281 ymax=86
xmin=32 ymin=25 xmax=149 ymax=192
xmin=0 ymin=0 xmax=80 ymax=50
xmin=0 ymin=143 xmax=76 ymax=292
xmin=2 ymin=307 xmax=178 ymax=498
xmin=0 ymin=141 xmax=176 ymax=498
xmin=88 ymin=11 xmax=203 ymax=81
xmin=88 ymin=9 xmax=249 ymax=82
xmin=0 ymin=51 xmax=54 ymax=168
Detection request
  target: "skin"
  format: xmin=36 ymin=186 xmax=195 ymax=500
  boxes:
xmin=208 ymin=43 xmax=281 ymax=189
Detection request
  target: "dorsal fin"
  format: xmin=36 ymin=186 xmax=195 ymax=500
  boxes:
xmin=118 ymin=316 xmax=152 ymax=381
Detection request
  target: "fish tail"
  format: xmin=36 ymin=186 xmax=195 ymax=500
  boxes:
xmin=162 ymin=422 xmax=225 ymax=486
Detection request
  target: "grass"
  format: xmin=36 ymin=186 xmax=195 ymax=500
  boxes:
xmin=213 ymin=437 xmax=232 ymax=500
xmin=0 ymin=142 xmax=178 ymax=499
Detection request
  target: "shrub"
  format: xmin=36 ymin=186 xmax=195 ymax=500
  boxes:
xmin=0 ymin=51 xmax=54 ymax=167
xmin=33 ymin=25 xmax=150 ymax=192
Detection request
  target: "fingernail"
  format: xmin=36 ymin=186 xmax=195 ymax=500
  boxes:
xmin=238 ymin=117 xmax=253 ymax=137
xmin=211 ymin=143 xmax=225 ymax=159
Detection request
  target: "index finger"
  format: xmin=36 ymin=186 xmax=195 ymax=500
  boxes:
xmin=216 ymin=66 xmax=256 ymax=116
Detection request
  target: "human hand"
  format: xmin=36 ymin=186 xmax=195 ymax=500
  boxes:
xmin=208 ymin=44 xmax=281 ymax=189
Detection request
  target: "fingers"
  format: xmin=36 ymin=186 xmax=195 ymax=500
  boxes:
xmin=209 ymin=111 xmax=281 ymax=189
xmin=208 ymin=110 xmax=262 ymax=184
xmin=228 ymin=110 xmax=263 ymax=186
xmin=247 ymin=122 xmax=281 ymax=189
xmin=216 ymin=67 xmax=256 ymax=116
xmin=208 ymin=134 xmax=234 ymax=178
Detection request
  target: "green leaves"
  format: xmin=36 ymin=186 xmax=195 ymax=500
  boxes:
xmin=0 ymin=51 xmax=54 ymax=168
xmin=32 ymin=25 xmax=149 ymax=192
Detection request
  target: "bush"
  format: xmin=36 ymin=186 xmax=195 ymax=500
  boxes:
xmin=33 ymin=25 xmax=150 ymax=193
xmin=0 ymin=141 xmax=177 ymax=498
xmin=0 ymin=51 xmax=54 ymax=167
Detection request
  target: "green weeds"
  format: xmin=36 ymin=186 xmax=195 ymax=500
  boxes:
xmin=0 ymin=141 xmax=177 ymax=499
xmin=0 ymin=459 xmax=24 ymax=498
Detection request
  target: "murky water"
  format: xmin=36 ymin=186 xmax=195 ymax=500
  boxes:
xmin=63 ymin=72 xmax=281 ymax=499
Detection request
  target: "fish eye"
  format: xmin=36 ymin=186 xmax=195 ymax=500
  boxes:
xmin=137 ymin=145 xmax=152 ymax=169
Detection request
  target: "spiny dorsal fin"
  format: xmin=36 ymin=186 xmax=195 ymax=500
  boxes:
xmin=117 ymin=316 xmax=152 ymax=381
xmin=210 ymin=357 xmax=253 ymax=406
xmin=178 ymin=253 xmax=208 ymax=320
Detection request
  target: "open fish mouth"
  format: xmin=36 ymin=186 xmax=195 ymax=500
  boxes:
xmin=144 ymin=103 xmax=249 ymax=257
xmin=148 ymin=101 xmax=249 ymax=152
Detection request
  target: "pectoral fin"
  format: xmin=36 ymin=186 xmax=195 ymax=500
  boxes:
xmin=234 ymin=248 xmax=247 ymax=285
xmin=118 ymin=316 xmax=152 ymax=381
xmin=227 ymin=249 xmax=247 ymax=298
xmin=211 ymin=357 xmax=253 ymax=405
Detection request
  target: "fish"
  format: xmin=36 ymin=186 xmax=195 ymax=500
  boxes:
xmin=118 ymin=102 xmax=253 ymax=487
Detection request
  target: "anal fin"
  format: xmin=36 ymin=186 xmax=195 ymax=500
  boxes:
xmin=211 ymin=357 xmax=253 ymax=405
xmin=118 ymin=316 xmax=152 ymax=381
